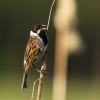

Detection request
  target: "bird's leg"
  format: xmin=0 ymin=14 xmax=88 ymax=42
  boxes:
xmin=32 ymin=64 xmax=40 ymax=73
xmin=32 ymin=53 xmax=47 ymax=75
xmin=32 ymin=64 xmax=46 ymax=75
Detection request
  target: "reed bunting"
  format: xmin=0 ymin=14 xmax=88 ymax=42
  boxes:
xmin=21 ymin=24 xmax=48 ymax=91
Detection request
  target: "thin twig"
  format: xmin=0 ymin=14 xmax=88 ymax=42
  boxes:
xmin=31 ymin=0 xmax=55 ymax=99
xmin=47 ymin=0 xmax=55 ymax=30
xmin=31 ymin=55 xmax=46 ymax=100
xmin=31 ymin=78 xmax=40 ymax=100
xmin=36 ymin=63 xmax=46 ymax=100
xmin=36 ymin=54 xmax=46 ymax=100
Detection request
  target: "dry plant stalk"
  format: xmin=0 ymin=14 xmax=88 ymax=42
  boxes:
xmin=47 ymin=0 xmax=55 ymax=30
xmin=53 ymin=0 xmax=77 ymax=100
xmin=31 ymin=78 xmax=39 ymax=100
xmin=31 ymin=58 xmax=46 ymax=100
xmin=36 ymin=63 xmax=46 ymax=100
xmin=31 ymin=0 xmax=55 ymax=100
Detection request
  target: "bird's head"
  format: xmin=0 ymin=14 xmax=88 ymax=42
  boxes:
xmin=31 ymin=24 xmax=47 ymax=35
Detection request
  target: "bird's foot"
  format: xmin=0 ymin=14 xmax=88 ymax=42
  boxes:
xmin=32 ymin=64 xmax=46 ymax=75
xmin=41 ymin=70 xmax=46 ymax=75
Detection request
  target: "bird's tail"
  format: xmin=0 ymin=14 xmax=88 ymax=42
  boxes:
xmin=21 ymin=72 xmax=29 ymax=92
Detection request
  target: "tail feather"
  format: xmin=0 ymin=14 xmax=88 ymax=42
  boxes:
xmin=21 ymin=72 xmax=29 ymax=92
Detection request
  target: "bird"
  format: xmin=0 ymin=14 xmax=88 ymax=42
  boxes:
xmin=21 ymin=24 xmax=48 ymax=91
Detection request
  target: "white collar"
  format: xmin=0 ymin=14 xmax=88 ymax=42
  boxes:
xmin=30 ymin=31 xmax=38 ymax=36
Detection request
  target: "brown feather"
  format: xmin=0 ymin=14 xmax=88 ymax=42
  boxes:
xmin=24 ymin=36 xmax=39 ymax=73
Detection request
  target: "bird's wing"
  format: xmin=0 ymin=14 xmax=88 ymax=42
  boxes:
xmin=23 ymin=36 xmax=40 ymax=73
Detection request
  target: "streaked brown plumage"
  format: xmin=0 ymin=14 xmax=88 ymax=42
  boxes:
xmin=24 ymin=37 xmax=39 ymax=72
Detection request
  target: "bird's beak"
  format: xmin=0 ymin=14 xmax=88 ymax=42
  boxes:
xmin=41 ymin=25 xmax=47 ymax=30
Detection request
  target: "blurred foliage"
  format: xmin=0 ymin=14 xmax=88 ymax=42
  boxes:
xmin=0 ymin=0 xmax=100 ymax=100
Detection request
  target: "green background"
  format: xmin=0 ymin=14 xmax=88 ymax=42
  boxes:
xmin=0 ymin=0 xmax=100 ymax=100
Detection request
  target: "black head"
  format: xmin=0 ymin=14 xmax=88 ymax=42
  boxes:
xmin=31 ymin=24 xmax=48 ymax=46
xmin=31 ymin=24 xmax=47 ymax=34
